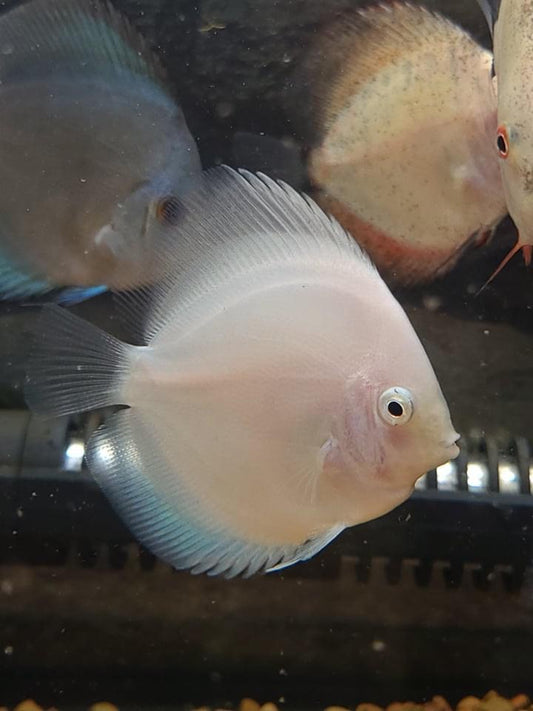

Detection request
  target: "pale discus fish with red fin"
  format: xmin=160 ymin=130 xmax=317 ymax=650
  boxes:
xmin=478 ymin=0 xmax=533 ymax=282
xmin=25 ymin=168 xmax=459 ymax=578
xmin=298 ymin=2 xmax=506 ymax=284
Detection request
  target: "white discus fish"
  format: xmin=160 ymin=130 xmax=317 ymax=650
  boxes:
xmin=0 ymin=0 xmax=201 ymax=303
xmin=297 ymin=2 xmax=505 ymax=284
xmin=25 ymin=168 xmax=459 ymax=577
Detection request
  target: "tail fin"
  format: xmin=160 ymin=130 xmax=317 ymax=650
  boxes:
xmin=25 ymin=305 xmax=133 ymax=416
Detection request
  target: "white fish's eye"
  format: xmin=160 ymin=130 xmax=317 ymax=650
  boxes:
xmin=378 ymin=387 xmax=414 ymax=426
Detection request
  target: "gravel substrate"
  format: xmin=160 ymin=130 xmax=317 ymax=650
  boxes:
xmin=4 ymin=691 xmax=533 ymax=711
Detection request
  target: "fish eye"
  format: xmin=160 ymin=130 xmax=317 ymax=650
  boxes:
xmin=155 ymin=195 xmax=181 ymax=226
xmin=496 ymin=126 xmax=509 ymax=158
xmin=378 ymin=387 xmax=414 ymax=426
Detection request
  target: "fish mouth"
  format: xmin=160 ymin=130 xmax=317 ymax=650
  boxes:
xmin=440 ymin=432 xmax=461 ymax=459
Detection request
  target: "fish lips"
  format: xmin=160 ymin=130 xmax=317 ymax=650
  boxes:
xmin=440 ymin=432 xmax=461 ymax=461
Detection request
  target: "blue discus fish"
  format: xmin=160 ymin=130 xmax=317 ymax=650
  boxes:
xmin=0 ymin=0 xmax=201 ymax=302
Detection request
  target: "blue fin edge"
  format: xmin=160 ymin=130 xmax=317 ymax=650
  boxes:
xmin=0 ymin=245 xmax=107 ymax=303
xmin=0 ymin=250 xmax=53 ymax=300
xmin=54 ymin=284 xmax=108 ymax=305
xmin=86 ymin=409 xmax=345 ymax=578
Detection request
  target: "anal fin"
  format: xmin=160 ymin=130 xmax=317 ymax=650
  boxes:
xmin=86 ymin=409 xmax=345 ymax=578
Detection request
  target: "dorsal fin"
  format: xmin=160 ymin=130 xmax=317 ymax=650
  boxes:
xmin=0 ymin=0 xmax=166 ymax=85
xmin=293 ymin=2 xmax=482 ymax=142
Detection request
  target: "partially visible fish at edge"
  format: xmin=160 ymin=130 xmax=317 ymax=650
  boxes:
xmin=476 ymin=0 xmax=533 ymax=284
xmin=25 ymin=167 xmax=459 ymax=578
xmin=0 ymin=0 xmax=201 ymax=303
xmin=292 ymin=2 xmax=506 ymax=285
